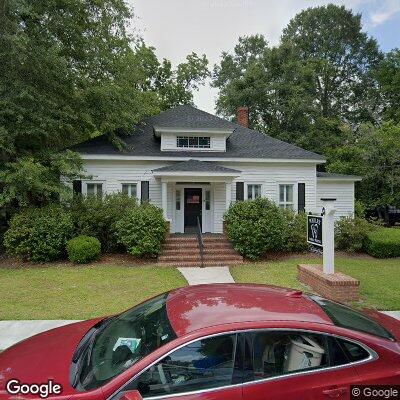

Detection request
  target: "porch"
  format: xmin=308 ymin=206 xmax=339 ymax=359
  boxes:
xmin=152 ymin=160 xmax=241 ymax=234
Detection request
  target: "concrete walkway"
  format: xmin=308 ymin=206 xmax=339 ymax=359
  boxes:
xmin=178 ymin=266 xmax=235 ymax=285
xmin=0 ymin=320 xmax=80 ymax=350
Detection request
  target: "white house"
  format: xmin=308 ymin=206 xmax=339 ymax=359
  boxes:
xmin=72 ymin=105 xmax=361 ymax=234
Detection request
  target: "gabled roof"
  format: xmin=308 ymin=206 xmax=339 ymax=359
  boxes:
xmin=72 ymin=105 xmax=325 ymax=161
xmin=317 ymin=172 xmax=362 ymax=181
xmin=152 ymin=159 xmax=240 ymax=174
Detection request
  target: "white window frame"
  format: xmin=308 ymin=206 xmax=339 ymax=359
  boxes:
xmin=246 ymin=183 xmax=263 ymax=200
xmin=176 ymin=136 xmax=211 ymax=149
xmin=121 ymin=182 xmax=139 ymax=199
xmin=83 ymin=181 xmax=105 ymax=196
xmin=277 ymin=182 xmax=297 ymax=211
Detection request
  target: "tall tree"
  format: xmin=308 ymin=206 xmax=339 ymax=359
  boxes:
xmin=375 ymin=49 xmax=400 ymax=124
xmin=0 ymin=0 xmax=208 ymax=208
xmin=281 ymin=4 xmax=382 ymax=125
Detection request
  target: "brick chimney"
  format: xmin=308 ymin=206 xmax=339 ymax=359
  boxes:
xmin=236 ymin=106 xmax=249 ymax=128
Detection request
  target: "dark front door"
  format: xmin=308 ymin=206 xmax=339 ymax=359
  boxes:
xmin=184 ymin=188 xmax=202 ymax=232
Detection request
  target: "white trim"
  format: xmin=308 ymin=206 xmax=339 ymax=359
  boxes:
xmin=153 ymin=171 xmax=240 ymax=177
xmin=82 ymin=180 xmax=105 ymax=196
xmin=153 ymin=126 xmax=234 ymax=137
xmin=119 ymin=181 xmax=140 ymax=200
xmin=277 ymin=182 xmax=297 ymax=211
xmin=79 ymin=154 xmax=326 ymax=164
xmin=317 ymin=177 xmax=362 ymax=182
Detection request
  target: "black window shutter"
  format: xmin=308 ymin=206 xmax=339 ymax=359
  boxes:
xmin=72 ymin=180 xmax=82 ymax=194
xmin=141 ymin=181 xmax=149 ymax=202
xmin=298 ymin=183 xmax=305 ymax=213
xmin=236 ymin=182 xmax=244 ymax=201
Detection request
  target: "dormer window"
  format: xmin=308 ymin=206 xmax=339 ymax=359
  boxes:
xmin=177 ymin=136 xmax=211 ymax=149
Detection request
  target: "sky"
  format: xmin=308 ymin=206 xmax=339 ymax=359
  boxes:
xmin=129 ymin=0 xmax=400 ymax=113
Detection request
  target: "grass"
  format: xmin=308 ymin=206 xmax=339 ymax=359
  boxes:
xmin=0 ymin=265 xmax=187 ymax=320
xmin=231 ymin=255 xmax=400 ymax=311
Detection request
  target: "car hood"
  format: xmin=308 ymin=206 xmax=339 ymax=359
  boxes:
xmin=0 ymin=319 xmax=101 ymax=397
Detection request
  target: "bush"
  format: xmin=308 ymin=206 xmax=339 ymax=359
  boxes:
xmin=66 ymin=235 xmax=101 ymax=263
xmin=4 ymin=205 xmax=73 ymax=262
xmin=224 ymin=198 xmax=289 ymax=260
xmin=335 ymin=217 xmax=376 ymax=253
xmin=115 ymin=203 xmax=168 ymax=258
xmin=365 ymin=228 xmax=400 ymax=258
xmin=354 ymin=200 xmax=366 ymax=218
xmin=284 ymin=211 xmax=309 ymax=252
xmin=71 ymin=193 xmax=137 ymax=252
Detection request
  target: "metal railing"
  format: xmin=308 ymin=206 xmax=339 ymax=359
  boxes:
xmin=196 ymin=216 xmax=205 ymax=268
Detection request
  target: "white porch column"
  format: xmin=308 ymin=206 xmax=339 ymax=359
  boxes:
xmin=161 ymin=181 xmax=168 ymax=219
xmin=225 ymin=181 xmax=232 ymax=211
xmin=322 ymin=199 xmax=336 ymax=275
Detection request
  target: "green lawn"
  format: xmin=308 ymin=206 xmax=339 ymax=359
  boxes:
xmin=231 ymin=256 xmax=400 ymax=311
xmin=0 ymin=265 xmax=187 ymax=320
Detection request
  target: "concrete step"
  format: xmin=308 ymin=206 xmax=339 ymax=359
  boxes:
xmin=158 ymin=259 xmax=244 ymax=267
xmin=161 ymin=248 xmax=240 ymax=257
xmin=158 ymin=254 xmax=243 ymax=263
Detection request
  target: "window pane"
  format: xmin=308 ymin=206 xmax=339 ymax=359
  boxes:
xmin=205 ymin=190 xmax=211 ymax=210
xmin=189 ymin=137 xmax=198 ymax=147
xmin=339 ymin=339 xmax=370 ymax=362
xmin=177 ymin=137 xmax=188 ymax=148
xmin=247 ymin=185 xmax=253 ymax=200
xmin=286 ymin=185 xmax=293 ymax=202
xmin=199 ymin=137 xmax=211 ymax=148
xmin=96 ymin=184 xmax=103 ymax=197
xmin=254 ymin=185 xmax=261 ymax=199
xmin=127 ymin=334 xmax=236 ymax=398
xmin=310 ymin=296 xmax=394 ymax=340
xmin=248 ymin=332 xmax=328 ymax=382
xmin=176 ymin=190 xmax=181 ymax=210
xmin=122 ymin=184 xmax=129 ymax=194
xmin=87 ymin=183 xmax=95 ymax=195
xmin=130 ymin=184 xmax=137 ymax=198
xmin=279 ymin=185 xmax=285 ymax=202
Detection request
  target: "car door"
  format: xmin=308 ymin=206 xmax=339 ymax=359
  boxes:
xmin=110 ymin=333 xmax=243 ymax=400
xmin=242 ymin=330 xmax=361 ymax=400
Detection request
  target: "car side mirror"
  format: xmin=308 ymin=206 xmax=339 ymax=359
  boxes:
xmin=120 ymin=390 xmax=143 ymax=400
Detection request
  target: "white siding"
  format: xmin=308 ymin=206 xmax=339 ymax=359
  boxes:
xmin=219 ymin=161 xmax=317 ymax=212
xmin=81 ymin=159 xmax=319 ymax=233
xmin=316 ymin=180 xmax=355 ymax=219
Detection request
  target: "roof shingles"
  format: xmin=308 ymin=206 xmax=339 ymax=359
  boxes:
xmin=72 ymin=105 xmax=325 ymax=161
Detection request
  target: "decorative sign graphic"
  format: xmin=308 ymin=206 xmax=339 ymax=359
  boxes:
xmin=187 ymin=195 xmax=200 ymax=204
xmin=307 ymin=215 xmax=323 ymax=247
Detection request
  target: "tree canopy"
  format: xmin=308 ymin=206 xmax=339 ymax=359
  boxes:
xmin=0 ymin=0 xmax=209 ymax=208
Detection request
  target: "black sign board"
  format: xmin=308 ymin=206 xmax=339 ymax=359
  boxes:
xmin=307 ymin=215 xmax=323 ymax=247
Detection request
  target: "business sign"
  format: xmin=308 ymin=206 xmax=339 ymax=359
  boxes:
xmin=307 ymin=215 xmax=323 ymax=247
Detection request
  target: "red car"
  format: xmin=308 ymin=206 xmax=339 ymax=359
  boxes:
xmin=1 ymin=284 xmax=400 ymax=400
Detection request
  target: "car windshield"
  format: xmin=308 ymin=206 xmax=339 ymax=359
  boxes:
xmin=310 ymin=295 xmax=394 ymax=340
xmin=74 ymin=293 xmax=176 ymax=391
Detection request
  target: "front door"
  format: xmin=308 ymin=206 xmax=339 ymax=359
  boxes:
xmin=184 ymin=188 xmax=202 ymax=233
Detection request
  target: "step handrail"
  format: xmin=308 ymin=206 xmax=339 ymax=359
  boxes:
xmin=196 ymin=216 xmax=205 ymax=268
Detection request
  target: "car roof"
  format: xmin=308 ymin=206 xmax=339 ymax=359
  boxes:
xmin=166 ymin=284 xmax=333 ymax=337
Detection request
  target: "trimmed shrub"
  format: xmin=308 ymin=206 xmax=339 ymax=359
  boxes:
xmin=335 ymin=217 xmax=376 ymax=253
xmin=115 ymin=203 xmax=168 ymax=258
xmin=66 ymin=235 xmax=101 ymax=263
xmin=284 ymin=211 xmax=308 ymax=252
xmin=4 ymin=205 xmax=73 ymax=262
xmin=365 ymin=228 xmax=400 ymax=258
xmin=71 ymin=193 xmax=137 ymax=252
xmin=224 ymin=198 xmax=288 ymax=260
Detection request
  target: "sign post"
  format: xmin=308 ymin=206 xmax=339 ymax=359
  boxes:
xmin=321 ymin=198 xmax=336 ymax=275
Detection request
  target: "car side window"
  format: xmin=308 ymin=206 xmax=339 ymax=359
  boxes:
xmin=244 ymin=331 xmax=371 ymax=383
xmin=115 ymin=334 xmax=238 ymax=399
xmin=336 ymin=338 xmax=370 ymax=362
